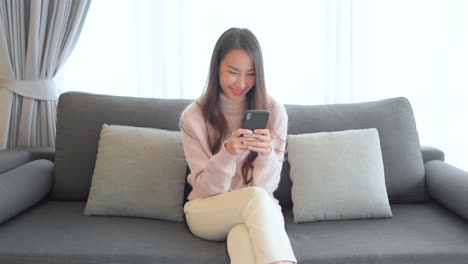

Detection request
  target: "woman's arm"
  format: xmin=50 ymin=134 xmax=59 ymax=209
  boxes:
xmin=180 ymin=106 xmax=238 ymax=197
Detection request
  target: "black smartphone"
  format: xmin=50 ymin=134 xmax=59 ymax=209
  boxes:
xmin=242 ymin=110 xmax=270 ymax=131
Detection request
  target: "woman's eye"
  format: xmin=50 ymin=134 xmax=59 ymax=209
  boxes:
xmin=248 ymin=73 xmax=256 ymax=76
xmin=228 ymin=71 xmax=237 ymax=75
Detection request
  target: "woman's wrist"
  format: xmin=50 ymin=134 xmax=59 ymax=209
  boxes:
xmin=259 ymin=145 xmax=273 ymax=156
xmin=224 ymin=141 xmax=236 ymax=156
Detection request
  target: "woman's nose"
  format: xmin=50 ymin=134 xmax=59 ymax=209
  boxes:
xmin=235 ymin=75 xmax=247 ymax=89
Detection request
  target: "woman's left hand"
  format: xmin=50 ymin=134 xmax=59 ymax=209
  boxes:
xmin=243 ymin=129 xmax=272 ymax=156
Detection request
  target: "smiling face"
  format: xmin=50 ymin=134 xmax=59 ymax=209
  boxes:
xmin=219 ymin=49 xmax=256 ymax=101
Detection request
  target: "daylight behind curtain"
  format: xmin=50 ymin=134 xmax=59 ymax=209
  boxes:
xmin=58 ymin=0 xmax=468 ymax=171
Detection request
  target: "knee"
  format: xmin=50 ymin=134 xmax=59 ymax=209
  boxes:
xmin=243 ymin=187 xmax=270 ymax=203
xmin=227 ymin=223 xmax=249 ymax=243
xmin=227 ymin=224 xmax=255 ymax=262
xmin=241 ymin=187 xmax=282 ymax=220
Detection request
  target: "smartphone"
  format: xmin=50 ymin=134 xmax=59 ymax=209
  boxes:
xmin=242 ymin=110 xmax=270 ymax=131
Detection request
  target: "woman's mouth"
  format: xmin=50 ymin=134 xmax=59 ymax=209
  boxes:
xmin=231 ymin=88 xmax=246 ymax=96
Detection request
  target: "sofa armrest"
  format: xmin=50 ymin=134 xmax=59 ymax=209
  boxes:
xmin=0 ymin=148 xmax=55 ymax=174
xmin=426 ymin=160 xmax=468 ymax=220
xmin=0 ymin=159 xmax=54 ymax=224
xmin=421 ymin=145 xmax=445 ymax=163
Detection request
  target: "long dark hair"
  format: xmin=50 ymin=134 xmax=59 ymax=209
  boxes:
xmin=186 ymin=27 xmax=269 ymax=184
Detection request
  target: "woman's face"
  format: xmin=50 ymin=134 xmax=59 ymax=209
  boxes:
xmin=219 ymin=49 xmax=256 ymax=101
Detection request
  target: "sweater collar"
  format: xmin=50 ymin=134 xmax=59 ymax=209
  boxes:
xmin=220 ymin=92 xmax=248 ymax=114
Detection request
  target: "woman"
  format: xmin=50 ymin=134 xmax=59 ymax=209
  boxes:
xmin=180 ymin=27 xmax=297 ymax=264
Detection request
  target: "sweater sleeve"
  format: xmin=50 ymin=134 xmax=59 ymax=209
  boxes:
xmin=251 ymin=99 xmax=288 ymax=195
xmin=180 ymin=105 xmax=238 ymax=197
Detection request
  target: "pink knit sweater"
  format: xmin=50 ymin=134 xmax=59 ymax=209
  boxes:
xmin=180 ymin=92 xmax=288 ymax=201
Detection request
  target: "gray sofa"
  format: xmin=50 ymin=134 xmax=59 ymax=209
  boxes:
xmin=1 ymin=91 xmax=467 ymax=264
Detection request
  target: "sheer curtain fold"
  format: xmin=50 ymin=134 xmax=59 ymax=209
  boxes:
xmin=0 ymin=0 xmax=91 ymax=149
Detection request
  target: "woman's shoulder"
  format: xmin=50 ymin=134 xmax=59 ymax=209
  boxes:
xmin=266 ymin=94 xmax=288 ymax=120
xmin=181 ymin=100 xmax=203 ymax=121
xmin=181 ymin=101 xmax=206 ymax=128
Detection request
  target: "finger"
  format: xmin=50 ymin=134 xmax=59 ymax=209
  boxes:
xmin=240 ymin=138 xmax=255 ymax=147
xmin=234 ymin=141 xmax=250 ymax=149
xmin=228 ymin=137 xmax=250 ymax=148
xmin=240 ymin=139 xmax=259 ymax=145
xmin=247 ymin=145 xmax=269 ymax=154
xmin=235 ymin=137 xmax=257 ymax=145
xmin=233 ymin=129 xmax=254 ymax=137
xmin=244 ymin=133 xmax=271 ymax=142
xmin=245 ymin=140 xmax=271 ymax=149
xmin=253 ymin=129 xmax=270 ymax=136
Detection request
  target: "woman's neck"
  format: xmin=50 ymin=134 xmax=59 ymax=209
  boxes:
xmin=220 ymin=92 xmax=248 ymax=115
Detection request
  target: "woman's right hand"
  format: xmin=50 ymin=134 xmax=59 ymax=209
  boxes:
xmin=224 ymin=129 xmax=255 ymax=155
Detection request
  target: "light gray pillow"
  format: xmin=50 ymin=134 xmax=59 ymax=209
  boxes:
xmin=84 ymin=124 xmax=186 ymax=222
xmin=287 ymin=128 xmax=392 ymax=223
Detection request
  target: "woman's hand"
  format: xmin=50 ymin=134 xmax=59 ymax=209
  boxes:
xmin=225 ymin=129 xmax=255 ymax=155
xmin=225 ymin=128 xmax=273 ymax=156
xmin=243 ymin=129 xmax=273 ymax=156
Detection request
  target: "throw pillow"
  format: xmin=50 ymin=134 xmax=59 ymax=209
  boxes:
xmin=287 ymin=128 xmax=392 ymax=223
xmin=84 ymin=124 xmax=186 ymax=222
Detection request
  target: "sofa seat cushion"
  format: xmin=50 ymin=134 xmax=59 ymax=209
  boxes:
xmin=284 ymin=202 xmax=468 ymax=264
xmin=0 ymin=200 xmax=228 ymax=264
xmin=1 ymin=201 xmax=467 ymax=264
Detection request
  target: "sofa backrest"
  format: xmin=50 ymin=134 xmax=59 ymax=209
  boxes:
xmin=277 ymin=97 xmax=427 ymax=208
xmin=52 ymin=92 xmax=427 ymax=205
xmin=52 ymin=92 xmax=192 ymax=201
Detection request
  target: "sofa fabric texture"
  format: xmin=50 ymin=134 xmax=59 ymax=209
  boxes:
xmin=1 ymin=92 xmax=467 ymax=264
xmin=421 ymin=146 xmax=445 ymax=163
xmin=52 ymin=93 xmax=425 ymax=206
xmin=0 ymin=160 xmax=53 ymax=223
xmin=277 ymin=97 xmax=426 ymax=207
xmin=0 ymin=150 xmax=31 ymax=175
xmin=0 ymin=201 xmax=467 ymax=264
xmin=426 ymin=160 xmax=468 ymax=220
xmin=52 ymin=93 xmax=192 ymax=201
xmin=0 ymin=148 xmax=53 ymax=175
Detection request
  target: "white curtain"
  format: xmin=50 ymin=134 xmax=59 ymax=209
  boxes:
xmin=58 ymin=0 xmax=468 ymax=171
xmin=0 ymin=0 xmax=91 ymax=149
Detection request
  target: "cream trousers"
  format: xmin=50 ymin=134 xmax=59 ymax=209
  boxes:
xmin=184 ymin=187 xmax=297 ymax=264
